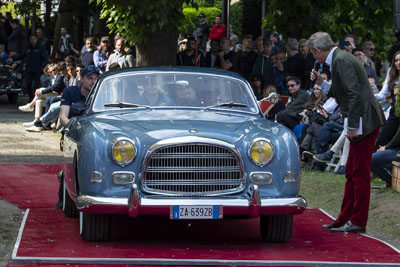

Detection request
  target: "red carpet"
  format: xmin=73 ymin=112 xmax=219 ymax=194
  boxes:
xmin=2 ymin=164 xmax=400 ymax=266
xmin=0 ymin=164 xmax=62 ymax=209
xmin=10 ymin=208 xmax=400 ymax=266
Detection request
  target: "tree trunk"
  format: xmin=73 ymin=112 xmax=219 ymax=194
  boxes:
xmin=136 ymin=28 xmax=178 ymax=66
xmin=44 ymin=0 xmax=52 ymax=38
xmin=242 ymin=0 xmax=262 ymax=39
xmin=92 ymin=4 xmax=109 ymax=39
xmin=54 ymin=0 xmax=90 ymax=55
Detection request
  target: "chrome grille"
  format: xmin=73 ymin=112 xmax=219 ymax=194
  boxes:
xmin=142 ymin=143 xmax=244 ymax=196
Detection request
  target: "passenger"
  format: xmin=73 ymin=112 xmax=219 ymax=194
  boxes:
xmin=181 ymin=86 xmax=201 ymax=106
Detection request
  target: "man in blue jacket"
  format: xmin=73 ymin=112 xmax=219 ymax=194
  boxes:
xmin=15 ymin=35 xmax=48 ymax=101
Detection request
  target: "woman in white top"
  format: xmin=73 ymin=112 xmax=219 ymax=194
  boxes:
xmin=375 ymin=51 xmax=400 ymax=148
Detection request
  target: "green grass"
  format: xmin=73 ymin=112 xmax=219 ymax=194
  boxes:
xmin=300 ymin=170 xmax=400 ymax=249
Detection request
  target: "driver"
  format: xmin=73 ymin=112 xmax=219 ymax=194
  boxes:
xmin=142 ymin=81 xmax=174 ymax=106
xmin=183 ymin=86 xmax=201 ymax=106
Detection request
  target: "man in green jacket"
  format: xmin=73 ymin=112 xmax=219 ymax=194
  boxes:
xmin=309 ymin=32 xmax=385 ymax=233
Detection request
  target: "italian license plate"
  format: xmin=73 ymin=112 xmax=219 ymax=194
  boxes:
xmin=170 ymin=205 xmax=222 ymax=219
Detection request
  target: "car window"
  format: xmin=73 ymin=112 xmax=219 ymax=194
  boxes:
xmin=92 ymin=72 xmax=258 ymax=113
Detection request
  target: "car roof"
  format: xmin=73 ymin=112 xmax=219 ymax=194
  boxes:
xmin=99 ymin=66 xmax=247 ymax=81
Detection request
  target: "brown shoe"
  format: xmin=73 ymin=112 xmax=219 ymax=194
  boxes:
xmin=322 ymin=220 xmax=343 ymax=230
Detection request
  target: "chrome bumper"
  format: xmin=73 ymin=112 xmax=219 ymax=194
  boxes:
xmin=75 ymin=184 xmax=307 ymax=217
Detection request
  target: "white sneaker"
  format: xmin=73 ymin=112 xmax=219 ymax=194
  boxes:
xmin=25 ymin=126 xmax=42 ymax=132
xmin=19 ymin=104 xmax=34 ymax=112
xmin=22 ymin=121 xmax=35 ymax=127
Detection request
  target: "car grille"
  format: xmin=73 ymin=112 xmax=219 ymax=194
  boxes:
xmin=142 ymin=143 xmax=245 ymax=196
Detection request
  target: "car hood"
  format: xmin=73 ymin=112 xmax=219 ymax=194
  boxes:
xmin=86 ymin=109 xmax=276 ymax=144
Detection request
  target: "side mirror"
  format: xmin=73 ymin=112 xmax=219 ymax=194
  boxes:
xmin=266 ymin=92 xmax=279 ymax=104
xmin=258 ymin=92 xmax=279 ymax=105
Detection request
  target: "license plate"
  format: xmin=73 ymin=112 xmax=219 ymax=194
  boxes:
xmin=170 ymin=205 xmax=222 ymax=219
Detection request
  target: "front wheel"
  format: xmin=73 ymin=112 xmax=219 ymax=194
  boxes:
xmin=63 ymin=178 xmax=78 ymax=218
xmin=260 ymin=215 xmax=293 ymax=243
xmin=80 ymin=212 xmax=111 ymax=241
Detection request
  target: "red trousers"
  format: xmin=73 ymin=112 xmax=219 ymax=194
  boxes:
xmin=336 ymin=127 xmax=380 ymax=227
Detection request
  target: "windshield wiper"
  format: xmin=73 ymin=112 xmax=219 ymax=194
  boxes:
xmin=104 ymin=102 xmax=151 ymax=109
xmin=206 ymin=102 xmax=248 ymax=109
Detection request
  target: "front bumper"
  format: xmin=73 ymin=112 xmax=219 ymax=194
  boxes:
xmin=75 ymin=185 xmax=307 ymax=217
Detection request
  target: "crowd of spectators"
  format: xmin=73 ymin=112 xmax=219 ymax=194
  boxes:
xmin=2 ymin=11 xmax=400 ymax=190
xmin=177 ymin=13 xmax=400 ymax=189
xmin=0 ymin=12 xmax=136 ymax=133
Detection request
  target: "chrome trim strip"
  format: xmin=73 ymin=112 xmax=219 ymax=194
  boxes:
xmin=147 ymin=136 xmax=237 ymax=152
xmin=140 ymin=198 xmax=250 ymax=207
xmin=75 ymin=195 xmax=128 ymax=209
xmin=75 ymin=194 xmax=306 ymax=209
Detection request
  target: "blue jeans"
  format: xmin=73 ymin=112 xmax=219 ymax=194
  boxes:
xmin=45 ymin=95 xmax=61 ymax=113
xmin=40 ymin=101 xmax=61 ymax=126
xmin=371 ymin=148 xmax=400 ymax=186
xmin=315 ymin=122 xmax=343 ymax=153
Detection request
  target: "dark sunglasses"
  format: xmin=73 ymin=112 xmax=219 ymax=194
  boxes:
xmin=287 ymin=83 xmax=297 ymax=88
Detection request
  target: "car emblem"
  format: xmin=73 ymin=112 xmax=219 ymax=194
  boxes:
xmin=189 ymin=128 xmax=198 ymax=133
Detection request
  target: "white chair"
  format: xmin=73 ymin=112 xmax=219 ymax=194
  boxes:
xmin=326 ymin=150 xmax=342 ymax=172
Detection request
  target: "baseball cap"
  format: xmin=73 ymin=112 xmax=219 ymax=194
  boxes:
xmin=178 ymin=39 xmax=187 ymax=45
xmin=101 ymin=36 xmax=110 ymax=42
xmin=198 ymin=13 xmax=206 ymax=18
xmin=81 ymin=65 xmax=99 ymax=77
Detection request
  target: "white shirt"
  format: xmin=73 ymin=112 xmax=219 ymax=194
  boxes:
xmin=375 ymin=67 xmax=392 ymax=101
xmin=319 ymin=47 xmax=337 ymax=95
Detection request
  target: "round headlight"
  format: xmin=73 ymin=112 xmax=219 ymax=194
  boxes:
xmin=249 ymin=138 xmax=274 ymax=166
xmin=111 ymin=138 xmax=136 ymax=166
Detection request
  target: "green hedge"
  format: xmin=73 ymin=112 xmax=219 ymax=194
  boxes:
xmin=179 ymin=7 xmax=221 ymax=37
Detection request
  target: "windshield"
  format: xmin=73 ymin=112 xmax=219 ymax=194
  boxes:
xmin=92 ymin=72 xmax=258 ymax=113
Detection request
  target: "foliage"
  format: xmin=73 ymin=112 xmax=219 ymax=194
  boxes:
xmin=0 ymin=2 xmax=17 ymax=18
xmin=14 ymin=0 xmax=41 ymax=16
xmin=263 ymin=0 xmax=396 ymax=61
xmin=183 ymin=0 xmax=222 ymax=8
xmin=97 ymin=0 xmax=196 ymax=45
xmin=180 ymin=7 xmax=221 ymax=36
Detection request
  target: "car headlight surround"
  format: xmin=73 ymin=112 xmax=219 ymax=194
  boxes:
xmin=248 ymin=138 xmax=274 ymax=166
xmin=111 ymin=137 xmax=136 ymax=167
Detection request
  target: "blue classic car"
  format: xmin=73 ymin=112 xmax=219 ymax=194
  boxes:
xmin=62 ymin=66 xmax=306 ymax=242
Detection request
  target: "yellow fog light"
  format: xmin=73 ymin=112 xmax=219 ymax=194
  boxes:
xmin=111 ymin=138 xmax=136 ymax=166
xmin=249 ymin=138 xmax=274 ymax=166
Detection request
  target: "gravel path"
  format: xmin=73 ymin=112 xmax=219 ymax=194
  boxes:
xmin=0 ymin=95 xmax=64 ymax=266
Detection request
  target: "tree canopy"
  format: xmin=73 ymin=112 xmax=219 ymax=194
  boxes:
xmin=263 ymin=0 xmax=396 ymax=60
xmin=97 ymin=0 xmax=195 ymax=45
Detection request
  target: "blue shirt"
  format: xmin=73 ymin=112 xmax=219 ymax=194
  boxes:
xmin=61 ymin=86 xmax=85 ymax=106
